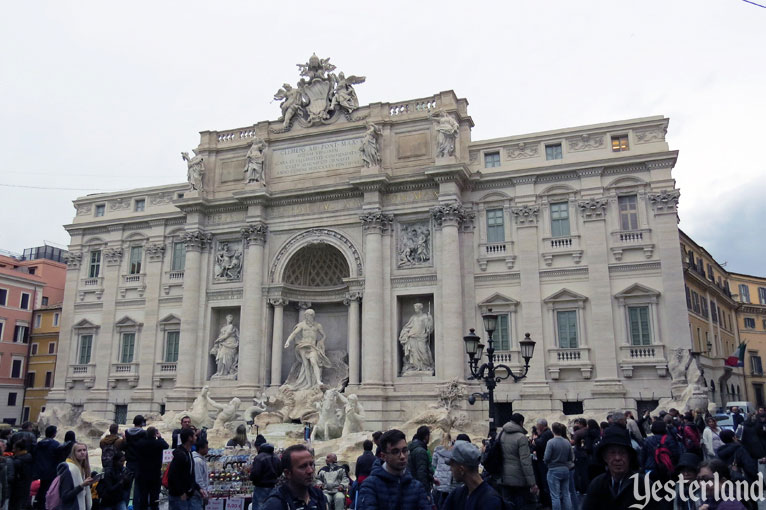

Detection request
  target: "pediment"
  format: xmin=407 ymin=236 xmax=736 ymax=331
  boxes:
xmin=479 ymin=191 xmax=511 ymax=203
xmin=159 ymin=313 xmax=181 ymax=325
xmin=479 ymin=293 xmax=520 ymax=308
xmin=73 ymin=319 xmax=99 ymax=329
xmin=115 ymin=315 xmax=142 ymax=328
xmin=614 ymin=283 xmax=660 ymax=298
xmin=543 ymin=288 xmax=588 ymax=303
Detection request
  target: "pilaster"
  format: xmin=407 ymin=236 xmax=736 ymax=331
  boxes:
xmin=240 ymin=223 xmax=268 ymax=390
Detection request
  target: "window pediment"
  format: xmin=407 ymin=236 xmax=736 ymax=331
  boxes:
xmin=478 ymin=293 xmax=519 ymax=312
xmin=543 ymin=288 xmax=587 ymax=305
xmin=158 ymin=313 xmax=181 ymax=326
xmin=115 ymin=316 xmax=143 ymax=329
xmin=73 ymin=319 xmax=99 ymax=330
xmin=615 ymin=283 xmax=660 ymax=299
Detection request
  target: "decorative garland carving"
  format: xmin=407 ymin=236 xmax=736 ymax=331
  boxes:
xmin=567 ymin=134 xmax=604 ymax=152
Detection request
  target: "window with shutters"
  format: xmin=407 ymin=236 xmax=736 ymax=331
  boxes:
xmin=740 ymin=284 xmax=751 ymax=303
xmin=89 ymin=250 xmax=101 ymax=278
xmin=550 ymin=202 xmax=570 ymax=238
xmin=556 ymin=310 xmax=578 ymax=349
xmin=165 ymin=331 xmax=180 ymax=363
xmin=120 ymin=333 xmax=136 ymax=363
xmin=745 ymin=318 xmax=756 ymax=329
xmin=628 ymin=306 xmax=651 ymax=346
xmin=618 ymin=195 xmax=639 ymax=231
xmin=129 ymin=246 xmax=142 ymax=275
xmin=494 ymin=314 xmax=511 ymax=351
xmin=78 ymin=334 xmax=93 ymax=364
xmin=171 ymin=242 xmax=186 ymax=271
xmin=486 ymin=208 xmax=505 ymax=243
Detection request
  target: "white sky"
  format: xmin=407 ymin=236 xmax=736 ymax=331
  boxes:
xmin=1 ymin=0 xmax=764 ymax=274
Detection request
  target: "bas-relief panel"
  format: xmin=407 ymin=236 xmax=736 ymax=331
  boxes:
xmin=269 ymin=197 xmax=364 ymax=218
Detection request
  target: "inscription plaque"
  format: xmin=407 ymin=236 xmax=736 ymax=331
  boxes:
xmin=272 ymin=138 xmax=362 ymax=177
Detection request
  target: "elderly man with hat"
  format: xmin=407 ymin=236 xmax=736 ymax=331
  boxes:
xmin=442 ymin=441 xmax=502 ymax=510
xmin=582 ymin=426 xmax=647 ymax=509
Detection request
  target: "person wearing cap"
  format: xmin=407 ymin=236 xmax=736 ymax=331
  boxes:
xmin=581 ymin=426 xmax=644 ymax=509
xmin=442 ymin=441 xmax=502 ymax=510
xmin=498 ymin=413 xmax=538 ymax=509
xmin=674 ymin=453 xmax=700 ymax=510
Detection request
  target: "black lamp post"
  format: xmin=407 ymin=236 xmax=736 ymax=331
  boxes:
xmin=464 ymin=312 xmax=536 ymax=437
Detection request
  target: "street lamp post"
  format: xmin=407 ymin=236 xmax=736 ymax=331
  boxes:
xmin=464 ymin=312 xmax=536 ymax=437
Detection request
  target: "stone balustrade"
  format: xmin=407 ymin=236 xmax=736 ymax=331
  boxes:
xmin=618 ymin=344 xmax=668 ymax=378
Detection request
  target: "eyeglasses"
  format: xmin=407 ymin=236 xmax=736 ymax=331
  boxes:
xmin=697 ymin=477 xmax=715 ymax=482
xmin=386 ymin=447 xmax=409 ymax=457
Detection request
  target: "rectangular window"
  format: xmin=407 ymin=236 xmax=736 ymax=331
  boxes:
xmin=120 ymin=333 xmax=136 ymax=363
xmin=711 ymin=302 xmax=718 ymax=323
xmin=563 ymin=401 xmax=584 ymax=416
xmin=759 ymin=287 xmax=766 ymax=305
xmin=618 ymin=195 xmax=639 ymax=230
xmin=165 ymin=331 xmax=180 ymax=363
xmin=700 ymin=299 xmax=708 ymax=319
xmin=745 ymin=318 xmax=756 ymax=329
xmin=171 ymin=242 xmax=186 ymax=271
xmin=763 ymin=319 xmax=766 ymax=330
xmin=20 ymin=293 xmax=30 ymax=310
xmin=691 ymin=291 xmax=701 ymax=314
xmin=11 ymin=359 xmax=22 ymax=379
xmin=556 ymin=310 xmax=578 ymax=349
xmin=44 ymin=371 xmax=53 ymax=388
xmin=486 ymin=208 xmax=505 ymax=243
xmin=25 ymin=372 xmax=34 ymax=388
xmin=0 ymin=289 xmax=7 ymax=306
xmin=7 ymin=393 xmax=16 ymax=406
xmin=628 ymin=306 xmax=651 ymax=346
xmin=78 ymin=334 xmax=93 ymax=364
xmin=95 ymin=204 xmax=105 ymax=217
xmin=134 ymin=199 xmax=145 ymax=212
xmin=129 ymin=246 xmax=142 ymax=275
xmin=89 ymin=250 xmax=101 ymax=278
xmin=611 ymin=135 xmax=629 ymax=152
xmin=14 ymin=325 xmax=28 ymax=343
xmin=707 ymin=264 xmax=715 ymax=281
xmin=545 ymin=143 xmax=563 ymax=160
xmin=494 ymin=315 xmax=510 ymax=351
xmin=752 ymin=356 xmax=763 ymax=376
xmin=48 ymin=342 xmax=56 ymax=354
xmin=550 ymin=202 xmax=570 ymax=237
xmin=34 ymin=314 xmax=42 ymax=329
xmin=115 ymin=405 xmax=128 ymax=425
xmin=31 ymin=343 xmax=38 ymax=355
xmin=22 ymin=407 xmax=29 ymax=423
xmin=53 ymin=313 xmax=59 ymax=327
xmin=740 ymin=284 xmax=751 ymax=303
xmin=484 ymin=152 xmax=501 ymax=168
xmin=0 ymin=321 xmax=3 ymax=341
xmin=685 ymin=286 xmax=692 ymax=309
xmin=41 ymin=296 xmax=48 ymax=306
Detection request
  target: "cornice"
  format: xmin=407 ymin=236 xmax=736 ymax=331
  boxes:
xmin=608 ymin=262 xmax=662 ymax=274
xmin=474 ymin=272 xmax=521 ymax=283
xmin=539 ymin=267 xmax=589 ymax=279
xmin=391 ymin=274 xmax=437 ymax=288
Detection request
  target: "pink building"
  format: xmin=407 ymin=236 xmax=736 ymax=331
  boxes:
xmin=0 ymin=247 xmax=66 ymax=424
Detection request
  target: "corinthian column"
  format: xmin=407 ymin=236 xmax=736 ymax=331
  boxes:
xmin=344 ymin=291 xmax=362 ymax=385
xmin=269 ymin=298 xmax=288 ymax=386
xmin=431 ymin=202 xmax=471 ymax=380
xmin=239 ymin=223 xmax=268 ymax=389
xmin=360 ymin=210 xmax=393 ymax=386
xmin=175 ymin=230 xmax=212 ymax=389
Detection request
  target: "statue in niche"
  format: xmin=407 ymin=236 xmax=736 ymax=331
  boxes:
xmin=330 ymin=72 xmax=366 ymax=113
xmin=182 ymin=150 xmax=204 ymax=191
xmin=284 ymin=309 xmax=332 ymax=390
xmin=360 ymin=123 xmax=381 ymax=168
xmin=214 ymin=242 xmax=242 ymax=281
xmin=338 ymin=393 xmax=365 ymax=436
xmin=399 ymin=303 xmax=434 ymax=375
xmin=210 ymin=314 xmax=239 ymax=378
xmin=186 ymin=386 xmax=224 ymax=429
xmin=213 ymin=397 xmax=242 ymax=430
xmin=432 ymin=111 xmax=459 ymax=158
xmin=398 ymin=224 xmax=431 ymax=267
xmin=244 ymin=137 xmax=266 ymax=184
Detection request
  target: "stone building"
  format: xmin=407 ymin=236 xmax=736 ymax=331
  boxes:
xmin=47 ymin=56 xmax=690 ymax=427
xmin=25 ymin=304 xmax=62 ymax=421
xmin=679 ymin=230 xmax=744 ymax=408
xmin=729 ymin=272 xmax=766 ymax=408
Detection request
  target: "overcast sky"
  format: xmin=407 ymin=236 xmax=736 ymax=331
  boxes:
xmin=2 ymin=1 xmax=764 ymax=274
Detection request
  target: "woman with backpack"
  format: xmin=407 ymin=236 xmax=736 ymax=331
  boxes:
xmin=56 ymin=443 xmax=97 ymax=510
xmin=96 ymin=451 xmax=132 ymax=510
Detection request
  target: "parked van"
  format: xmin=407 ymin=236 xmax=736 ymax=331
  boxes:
xmin=725 ymin=401 xmax=757 ymax=415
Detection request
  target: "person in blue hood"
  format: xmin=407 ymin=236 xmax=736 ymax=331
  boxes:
xmin=357 ymin=429 xmax=430 ymax=510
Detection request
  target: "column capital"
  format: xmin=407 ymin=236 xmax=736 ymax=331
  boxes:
xmin=182 ymin=230 xmax=213 ymax=252
xmin=360 ymin=210 xmax=394 ymax=232
xmin=145 ymin=243 xmax=166 ymax=262
xmin=103 ymin=247 xmax=123 ymax=266
xmin=430 ymin=202 xmax=473 ymax=228
xmin=577 ymin=197 xmax=608 ymax=220
xmin=647 ymin=189 xmax=680 ymax=215
xmin=241 ymin=222 xmax=268 ymax=246
xmin=510 ymin=204 xmax=540 ymax=226
xmin=343 ymin=291 xmax=363 ymax=305
xmin=65 ymin=251 xmax=83 ymax=269
xmin=268 ymin=298 xmax=288 ymax=307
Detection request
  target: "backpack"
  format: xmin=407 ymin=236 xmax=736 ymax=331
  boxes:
xmin=683 ymin=425 xmax=701 ymax=452
xmin=161 ymin=465 xmax=170 ymax=489
xmin=45 ymin=474 xmax=63 ymax=510
xmin=653 ymin=435 xmax=675 ymax=476
xmin=481 ymin=431 xmax=504 ymax=476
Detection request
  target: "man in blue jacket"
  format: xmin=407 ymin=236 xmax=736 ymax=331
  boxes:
xmin=357 ymin=429 xmax=430 ymax=510
xmin=261 ymin=444 xmax=327 ymax=510
xmin=442 ymin=441 xmax=502 ymax=510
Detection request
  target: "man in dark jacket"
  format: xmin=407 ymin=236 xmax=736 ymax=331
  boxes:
xmin=135 ymin=427 xmax=169 ymax=510
xmin=9 ymin=441 xmax=34 ymax=510
xmin=122 ymin=415 xmax=147 ymax=510
xmin=498 ymin=413 xmax=538 ymax=509
xmin=171 ymin=416 xmax=192 ymax=450
xmin=407 ymin=426 xmax=432 ymax=495
xmin=167 ymin=429 xmax=199 ymax=510
xmin=249 ymin=443 xmax=281 ymax=510
xmin=32 ymin=425 xmax=60 ymax=510
xmin=741 ymin=410 xmax=766 ymax=461
xmin=355 ymin=440 xmax=375 ymax=483
xmin=532 ymin=418 xmax=553 ymax=508
xmin=8 ymin=422 xmax=36 ymax=454
xmin=443 ymin=441 xmax=502 ymax=510
xmin=357 ymin=429 xmax=430 ymax=510
xmin=582 ymin=427 xmax=652 ymax=510
xmin=716 ymin=429 xmax=758 ymax=482
xmin=261 ymin=444 xmax=327 ymax=510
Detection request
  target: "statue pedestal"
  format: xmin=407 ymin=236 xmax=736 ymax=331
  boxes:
xmin=361 ymin=164 xmax=382 ymax=176
xmin=245 ymin=180 xmax=266 ymax=190
xmin=435 ymin=155 xmax=458 ymax=166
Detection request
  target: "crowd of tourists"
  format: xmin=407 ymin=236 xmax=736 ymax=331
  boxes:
xmin=5 ymin=406 xmax=766 ymax=510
